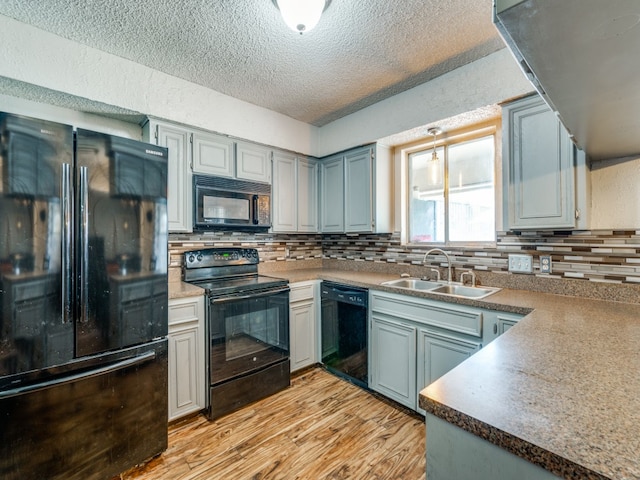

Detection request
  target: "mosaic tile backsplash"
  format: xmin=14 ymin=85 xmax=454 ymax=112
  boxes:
xmin=169 ymin=229 xmax=640 ymax=287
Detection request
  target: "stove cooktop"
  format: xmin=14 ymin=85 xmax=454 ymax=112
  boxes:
xmin=193 ymin=274 xmax=288 ymax=297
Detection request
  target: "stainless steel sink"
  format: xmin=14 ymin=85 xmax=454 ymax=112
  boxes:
xmin=430 ymin=284 xmax=500 ymax=299
xmin=381 ymin=278 xmax=500 ymax=299
xmin=382 ymin=278 xmax=441 ymax=290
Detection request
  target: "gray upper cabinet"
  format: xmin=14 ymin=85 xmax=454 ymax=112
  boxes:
xmin=502 ymin=95 xmax=590 ymax=230
xmin=297 ymin=157 xmax=318 ymax=232
xmin=236 ymin=141 xmax=271 ymax=183
xmin=143 ymin=119 xmax=192 ymax=232
xmin=192 ymin=133 xmax=271 ymax=184
xmin=344 ymin=148 xmax=373 ymax=232
xmin=145 ymin=118 xmax=276 ymax=233
xmin=192 ymin=131 xmax=235 ymax=178
xmin=272 ymin=151 xmax=297 ymax=232
xmin=319 ymin=144 xmax=392 ymax=234
xmin=272 ymin=150 xmax=318 ymax=233
xmin=320 ymin=154 xmax=345 ymax=233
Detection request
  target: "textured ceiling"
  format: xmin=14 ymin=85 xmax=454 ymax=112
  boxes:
xmin=0 ymin=0 xmax=503 ymax=127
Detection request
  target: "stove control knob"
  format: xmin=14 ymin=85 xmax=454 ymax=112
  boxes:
xmin=197 ymin=254 xmax=203 ymax=262
xmin=188 ymin=255 xmax=195 ymax=263
xmin=232 ymin=253 xmax=239 ymax=260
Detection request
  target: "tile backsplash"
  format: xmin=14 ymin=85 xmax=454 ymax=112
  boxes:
xmin=169 ymin=229 xmax=640 ymax=286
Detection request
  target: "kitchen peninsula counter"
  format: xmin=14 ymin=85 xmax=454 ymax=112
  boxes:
xmin=272 ymin=267 xmax=640 ymax=480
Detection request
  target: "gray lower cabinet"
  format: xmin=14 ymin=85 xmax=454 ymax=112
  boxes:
xmin=370 ymin=290 xmax=519 ymax=414
xmin=482 ymin=311 xmax=524 ymax=345
xmin=289 ymin=281 xmax=318 ymax=372
xmin=370 ymin=314 xmax=417 ymax=409
xmin=417 ymin=329 xmax=480 ymax=415
xmin=168 ymin=295 xmax=205 ymax=422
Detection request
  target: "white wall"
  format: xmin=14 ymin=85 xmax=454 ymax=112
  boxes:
xmin=590 ymin=156 xmax=640 ymax=229
xmin=317 ymin=49 xmax=532 ymax=157
xmin=0 ymin=15 xmax=318 ymax=155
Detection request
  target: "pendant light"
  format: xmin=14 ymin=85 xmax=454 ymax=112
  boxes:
xmin=427 ymin=127 xmax=442 ymax=186
xmin=274 ymin=0 xmax=330 ymax=34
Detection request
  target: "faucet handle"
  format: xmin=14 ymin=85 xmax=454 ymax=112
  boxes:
xmin=461 ymin=270 xmax=477 ymax=287
xmin=429 ymin=268 xmax=441 ymax=282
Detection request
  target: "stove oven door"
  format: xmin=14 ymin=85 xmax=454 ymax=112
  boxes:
xmin=208 ymin=287 xmax=289 ymax=386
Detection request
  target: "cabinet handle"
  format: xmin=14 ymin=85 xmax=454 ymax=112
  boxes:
xmin=493 ymin=323 xmax=498 ymax=334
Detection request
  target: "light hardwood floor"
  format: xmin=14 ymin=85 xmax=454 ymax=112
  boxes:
xmin=117 ymin=368 xmax=426 ymax=480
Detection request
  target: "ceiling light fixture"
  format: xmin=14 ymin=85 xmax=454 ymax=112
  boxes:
xmin=428 ymin=127 xmax=441 ymax=162
xmin=273 ymin=0 xmax=331 ymax=34
xmin=427 ymin=127 xmax=442 ymax=186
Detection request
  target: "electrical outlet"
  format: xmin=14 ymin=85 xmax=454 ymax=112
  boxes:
xmin=540 ymin=255 xmax=552 ymax=273
xmin=508 ymin=254 xmax=533 ymax=273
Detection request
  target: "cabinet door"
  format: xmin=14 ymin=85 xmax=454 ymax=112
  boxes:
xmin=504 ymin=96 xmax=576 ymax=229
xmin=483 ymin=311 xmax=523 ymax=345
xmin=344 ymin=147 xmax=373 ymax=233
xmin=168 ymin=296 xmax=205 ymax=421
xmin=236 ymin=142 xmax=271 ymax=183
xmin=497 ymin=313 xmax=521 ymax=335
xmin=297 ymin=157 xmax=318 ymax=232
xmin=417 ymin=328 xmax=480 ymax=414
xmin=168 ymin=326 xmax=200 ymax=421
xmin=320 ymin=156 xmax=344 ymax=232
xmin=370 ymin=314 xmax=417 ymax=409
xmin=192 ymin=131 xmax=234 ymax=177
xmin=272 ymin=151 xmax=297 ymax=232
xmin=156 ymin=123 xmax=192 ymax=232
xmin=290 ymin=300 xmax=316 ymax=372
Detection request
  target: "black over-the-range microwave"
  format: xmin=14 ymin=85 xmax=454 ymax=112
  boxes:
xmin=193 ymin=174 xmax=271 ymax=231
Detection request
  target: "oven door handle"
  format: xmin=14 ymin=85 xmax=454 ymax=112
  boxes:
xmin=210 ymin=286 xmax=290 ymax=303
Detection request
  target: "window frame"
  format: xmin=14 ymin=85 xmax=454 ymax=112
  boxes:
xmin=402 ymin=121 xmax=499 ymax=248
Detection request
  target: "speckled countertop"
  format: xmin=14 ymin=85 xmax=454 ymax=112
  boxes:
xmin=169 ymin=266 xmax=640 ymax=479
xmin=168 ymin=281 xmax=204 ymax=299
xmin=277 ymin=268 xmax=640 ymax=480
xmin=418 ymin=289 xmax=640 ymax=480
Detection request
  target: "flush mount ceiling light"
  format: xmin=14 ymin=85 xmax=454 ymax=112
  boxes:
xmin=273 ymin=0 xmax=331 ymax=34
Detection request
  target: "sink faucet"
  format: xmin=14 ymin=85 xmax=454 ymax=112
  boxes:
xmin=460 ymin=270 xmax=477 ymax=287
xmin=423 ymin=248 xmax=453 ymax=284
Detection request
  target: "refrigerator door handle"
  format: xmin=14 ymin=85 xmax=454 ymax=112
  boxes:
xmin=61 ymin=163 xmax=72 ymax=324
xmin=79 ymin=165 xmax=89 ymax=323
xmin=0 ymin=350 xmax=156 ymax=399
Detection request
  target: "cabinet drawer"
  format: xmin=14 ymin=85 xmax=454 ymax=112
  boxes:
xmin=168 ymin=298 xmax=202 ymax=326
xmin=290 ymin=282 xmax=315 ymax=303
xmin=371 ymin=291 xmax=483 ymax=337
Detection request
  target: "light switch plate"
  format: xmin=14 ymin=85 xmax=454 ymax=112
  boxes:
xmin=508 ymin=254 xmax=533 ymax=273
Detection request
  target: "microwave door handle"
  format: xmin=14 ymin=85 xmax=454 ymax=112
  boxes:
xmin=252 ymin=195 xmax=259 ymax=224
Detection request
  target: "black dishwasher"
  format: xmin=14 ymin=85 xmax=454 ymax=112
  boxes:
xmin=320 ymin=281 xmax=368 ymax=388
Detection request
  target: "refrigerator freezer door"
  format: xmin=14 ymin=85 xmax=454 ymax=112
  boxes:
xmin=74 ymin=130 xmax=168 ymax=357
xmin=0 ymin=112 xmax=74 ymax=378
xmin=0 ymin=339 xmax=168 ymax=480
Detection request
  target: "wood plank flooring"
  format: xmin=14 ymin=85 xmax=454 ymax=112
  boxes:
xmin=116 ymin=368 xmax=426 ymax=480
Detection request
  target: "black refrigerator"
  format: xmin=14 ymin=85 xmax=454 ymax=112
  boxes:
xmin=0 ymin=112 xmax=169 ymax=480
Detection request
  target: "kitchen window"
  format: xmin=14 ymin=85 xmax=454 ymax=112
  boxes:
xmin=407 ymin=126 xmax=496 ymax=245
